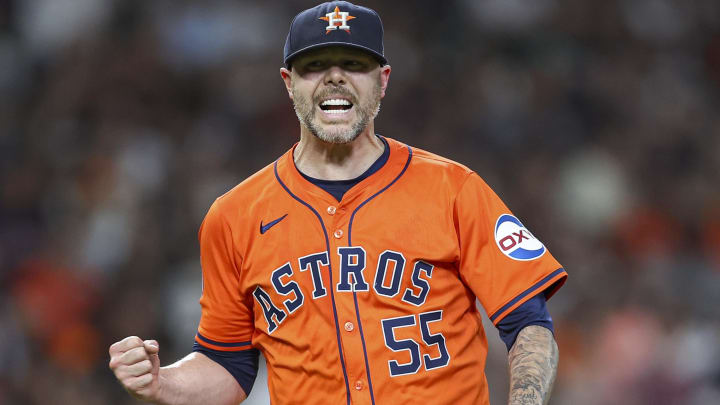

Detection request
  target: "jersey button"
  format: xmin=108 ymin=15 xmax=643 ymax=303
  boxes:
xmin=344 ymin=322 xmax=354 ymax=332
xmin=327 ymin=206 xmax=337 ymax=215
xmin=354 ymin=380 xmax=363 ymax=391
xmin=334 ymin=229 xmax=343 ymax=239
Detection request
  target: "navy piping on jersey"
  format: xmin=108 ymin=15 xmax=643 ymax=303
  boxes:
xmin=274 ymin=161 xmax=352 ymax=405
xmin=347 ymin=143 xmax=412 ymax=243
xmin=347 ymin=145 xmax=413 ymax=405
xmin=489 ymin=268 xmax=565 ymax=323
xmin=195 ymin=332 xmax=252 ymax=348
xmin=299 ymin=135 xmax=390 ymax=202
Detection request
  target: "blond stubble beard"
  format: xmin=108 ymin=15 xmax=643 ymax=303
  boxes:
xmin=292 ymin=80 xmax=382 ymax=144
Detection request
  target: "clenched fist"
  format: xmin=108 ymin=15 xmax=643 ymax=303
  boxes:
xmin=109 ymin=336 xmax=162 ymax=402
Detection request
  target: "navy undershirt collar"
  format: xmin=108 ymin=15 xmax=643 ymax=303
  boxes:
xmin=298 ymin=135 xmax=390 ymax=202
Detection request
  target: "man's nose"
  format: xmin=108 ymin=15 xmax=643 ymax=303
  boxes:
xmin=324 ymin=65 xmax=347 ymax=86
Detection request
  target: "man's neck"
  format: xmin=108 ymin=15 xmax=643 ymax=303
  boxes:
xmin=293 ymin=126 xmax=385 ymax=181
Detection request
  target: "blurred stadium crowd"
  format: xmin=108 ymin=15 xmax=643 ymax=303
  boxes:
xmin=1 ymin=0 xmax=719 ymax=404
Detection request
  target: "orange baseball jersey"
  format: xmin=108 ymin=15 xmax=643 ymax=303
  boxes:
xmin=194 ymin=136 xmax=567 ymax=405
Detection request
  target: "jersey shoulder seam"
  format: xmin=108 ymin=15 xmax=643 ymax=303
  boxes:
xmin=409 ymin=148 xmax=474 ymax=173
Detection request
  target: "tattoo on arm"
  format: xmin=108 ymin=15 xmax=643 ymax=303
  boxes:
xmin=507 ymin=325 xmax=559 ymax=405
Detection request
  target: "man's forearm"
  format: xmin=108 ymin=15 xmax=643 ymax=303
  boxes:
xmin=507 ymin=325 xmax=559 ymax=405
xmin=154 ymin=352 xmax=247 ymax=405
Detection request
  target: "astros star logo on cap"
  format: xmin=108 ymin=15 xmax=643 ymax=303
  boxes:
xmin=319 ymin=6 xmax=356 ymax=34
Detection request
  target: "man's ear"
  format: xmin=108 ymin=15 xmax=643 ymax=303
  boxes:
xmin=379 ymin=65 xmax=391 ymax=98
xmin=280 ymin=67 xmax=293 ymax=100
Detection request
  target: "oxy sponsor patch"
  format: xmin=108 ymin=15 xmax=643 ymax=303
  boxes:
xmin=494 ymin=214 xmax=546 ymax=261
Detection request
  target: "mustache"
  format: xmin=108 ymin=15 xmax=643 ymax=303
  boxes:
xmin=314 ymin=87 xmax=356 ymax=104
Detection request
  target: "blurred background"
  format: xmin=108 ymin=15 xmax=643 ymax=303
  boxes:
xmin=1 ymin=0 xmax=719 ymax=404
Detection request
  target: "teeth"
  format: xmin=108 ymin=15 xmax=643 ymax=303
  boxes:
xmin=321 ymin=99 xmax=351 ymax=106
xmin=324 ymin=109 xmax=349 ymax=114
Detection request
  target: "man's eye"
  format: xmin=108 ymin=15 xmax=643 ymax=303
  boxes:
xmin=344 ymin=60 xmax=365 ymax=69
xmin=305 ymin=61 xmax=324 ymax=69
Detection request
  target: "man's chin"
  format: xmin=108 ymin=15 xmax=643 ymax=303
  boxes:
xmin=313 ymin=131 xmax=360 ymax=145
xmin=309 ymin=123 xmax=363 ymax=144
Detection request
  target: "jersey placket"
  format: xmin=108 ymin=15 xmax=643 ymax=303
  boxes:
xmin=340 ymin=146 xmax=413 ymax=405
xmin=326 ymin=199 xmax=374 ymax=405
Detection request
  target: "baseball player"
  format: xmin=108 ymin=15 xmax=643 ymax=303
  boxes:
xmin=109 ymin=2 xmax=567 ymax=405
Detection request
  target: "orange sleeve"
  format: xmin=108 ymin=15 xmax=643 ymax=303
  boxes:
xmin=195 ymin=200 xmax=255 ymax=351
xmin=454 ymin=172 xmax=567 ymax=325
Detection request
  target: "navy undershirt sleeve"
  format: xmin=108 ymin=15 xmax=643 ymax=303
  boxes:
xmin=192 ymin=342 xmax=260 ymax=395
xmin=496 ymin=293 xmax=554 ymax=351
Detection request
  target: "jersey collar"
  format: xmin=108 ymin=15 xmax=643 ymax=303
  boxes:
xmin=275 ymin=136 xmax=412 ymax=207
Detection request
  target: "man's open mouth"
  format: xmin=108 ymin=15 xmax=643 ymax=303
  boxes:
xmin=319 ymin=99 xmax=354 ymax=114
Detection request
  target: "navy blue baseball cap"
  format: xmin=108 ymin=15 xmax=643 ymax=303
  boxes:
xmin=283 ymin=1 xmax=387 ymax=68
